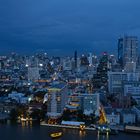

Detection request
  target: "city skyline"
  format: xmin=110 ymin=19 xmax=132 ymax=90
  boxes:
xmin=1 ymin=0 xmax=140 ymax=139
xmin=1 ymin=0 xmax=140 ymax=55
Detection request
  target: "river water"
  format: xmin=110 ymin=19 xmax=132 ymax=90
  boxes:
xmin=0 ymin=124 xmax=140 ymax=140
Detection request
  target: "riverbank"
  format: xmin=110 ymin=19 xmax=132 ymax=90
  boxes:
xmin=40 ymin=122 xmax=96 ymax=131
xmin=1 ymin=124 xmax=140 ymax=140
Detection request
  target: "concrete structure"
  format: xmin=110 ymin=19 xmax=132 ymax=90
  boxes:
xmin=106 ymin=112 xmax=120 ymax=125
xmin=118 ymin=36 xmax=138 ymax=68
xmin=82 ymin=93 xmax=100 ymax=115
xmin=47 ymin=83 xmax=68 ymax=118
xmin=67 ymin=93 xmax=100 ymax=116
xmin=124 ymin=81 xmax=140 ymax=105
xmin=108 ymin=71 xmax=127 ymax=95
xmin=28 ymin=67 xmax=40 ymax=81
xmin=108 ymin=71 xmax=140 ymax=95
xmin=133 ymin=106 xmax=140 ymax=122
xmin=122 ymin=112 xmax=136 ymax=124
xmin=63 ymin=57 xmax=72 ymax=71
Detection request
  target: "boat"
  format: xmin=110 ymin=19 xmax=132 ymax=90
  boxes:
xmin=50 ymin=132 xmax=63 ymax=138
xmin=97 ymin=126 xmax=118 ymax=135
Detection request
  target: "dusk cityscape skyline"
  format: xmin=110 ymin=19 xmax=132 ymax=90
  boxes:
xmin=0 ymin=0 xmax=140 ymax=139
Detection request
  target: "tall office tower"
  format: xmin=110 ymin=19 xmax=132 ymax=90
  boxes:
xmin=74 ymin=51 xmax=77 ymax=69
xmin=88 ymin=53 xmax=93 ymax=66
xmin=118 ymin=36 xmax=138 ymax=68
xmin=80 ymin=55 xmax=89 ymax=66
xmin=92 ymin=53 xmax=108 ymax=90
xmin=47 ymin=84 xmax=68 ymax=118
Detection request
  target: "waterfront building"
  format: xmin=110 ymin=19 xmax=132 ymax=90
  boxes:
xmin=47 ymin=83 xmax=68 ymax=118
xmin=67 ymin=92 xmax=100 ymax=116
xmin=122 ymin=110 xmax=136 ymax=124
xmin=106 ymin=112 xmax=120 ymax=125
xmin=82 ymin=93 xmax=100 ymax=115
xmin=133 ymin=106 xmax=140 ymax=122
xmin=61 ymin=120 xmax=85 ymax=126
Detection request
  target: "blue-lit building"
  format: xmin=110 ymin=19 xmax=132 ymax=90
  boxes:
xmin=118 ymin=36 xmax=138 ymax=68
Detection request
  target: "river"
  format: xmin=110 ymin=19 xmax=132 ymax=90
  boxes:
xmin=0 ymin=124 xmax=140 ymax=140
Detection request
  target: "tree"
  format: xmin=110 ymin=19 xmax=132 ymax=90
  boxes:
xmin=62 ymin=109 xmax=71 ymax=121
xmin=30 ymin=109 xmax=45 ymax=121
xmin=10 ymin=109 xmax=18 ymax=121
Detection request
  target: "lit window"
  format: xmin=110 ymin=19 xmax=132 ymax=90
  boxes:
xmin=57 ymin=97 xmax=61 ymax=101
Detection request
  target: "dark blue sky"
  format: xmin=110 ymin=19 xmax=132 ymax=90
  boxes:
xmin=0 ymin=0 xmax=140 ymax=56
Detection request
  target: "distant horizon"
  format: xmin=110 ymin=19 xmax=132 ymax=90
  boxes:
xmin=0 ymin=48 xmax=117 ymax=57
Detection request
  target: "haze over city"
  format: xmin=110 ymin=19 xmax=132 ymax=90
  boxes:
xmin=1 ymin=0 xmax=140 ymax=55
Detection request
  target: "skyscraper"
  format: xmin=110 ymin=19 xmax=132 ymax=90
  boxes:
xmin=74 ymin=51 xmax=77 ymax=69
xmin=118 ymin=36 xmax=138 ymax=68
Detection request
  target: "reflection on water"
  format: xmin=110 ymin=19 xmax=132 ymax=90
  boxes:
xmin=0 ymin=124 xmax=140 ymax=140
xmin=21 ymin=121 xmax=33 ymax=128
xmin=96 ymin=130 xmax=110 ymax=140
xmin=97 ymin=134 xmax=110 ymax=140
xmin=79 ymin=130 xmax=86 ymax=137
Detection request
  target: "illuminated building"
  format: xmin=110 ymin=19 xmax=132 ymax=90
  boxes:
xmin=82 ymin=93 xmax=100 ymax=116
xmin=47 ymin=83 xmax=68 ymax=118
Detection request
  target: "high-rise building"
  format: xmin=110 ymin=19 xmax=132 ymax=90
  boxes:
xmin=88 ymin=53 xmax=93 ymax=66
xmin=92 ymin=53 xmax=108 ymax=90
xmin=74 ymin=51 xmax=77 ymax=69
xmin=108 ymin=71 xmax=140 ymax=95
xmin=47 ymin=83 xmax=68 ymax=118
xmin=118 ymin=36 xmax=138 ymax=67
xmin=80 ymin=55 xmax=89 ymax=66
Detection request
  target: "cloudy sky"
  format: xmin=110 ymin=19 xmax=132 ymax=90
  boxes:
xmin=0 ymin=0 xmax=140 ymax=56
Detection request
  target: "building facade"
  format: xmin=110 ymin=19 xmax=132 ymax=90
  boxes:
xmin=118 ymin=36 xmax=138 ymax=68
xmin=47 ymin=83 xmax=68 ymax=118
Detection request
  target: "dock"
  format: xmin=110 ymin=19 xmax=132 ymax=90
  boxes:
xmin=125 ymin=125 xmax=140 ymax=133
xmin=40 ymin=122 xmax=96 ymax=131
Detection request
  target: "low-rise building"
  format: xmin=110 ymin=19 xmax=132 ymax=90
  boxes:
xmin=122 ymin=110 xmax=136 ymax=124
xmin=82 ymin=93 xmax=100 ymax=116
xmin=106 ymin=112 xmax=120 ymax=125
